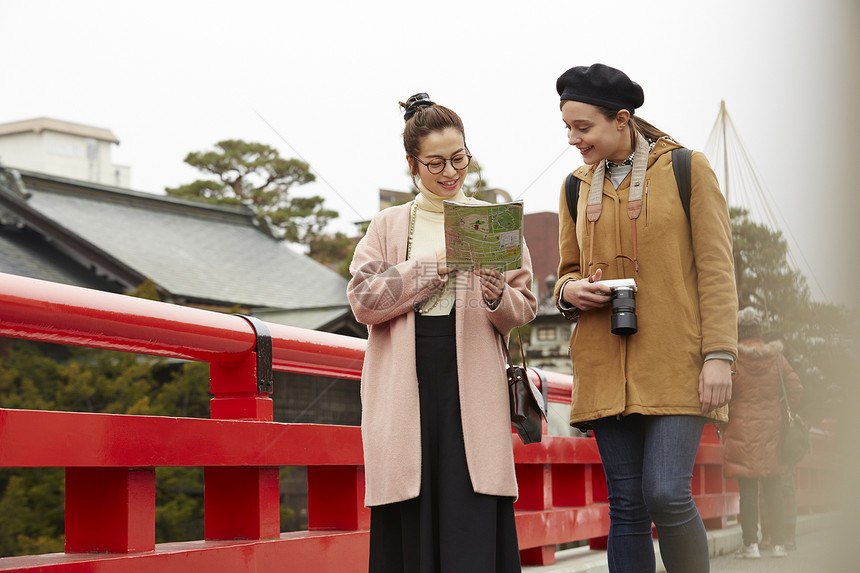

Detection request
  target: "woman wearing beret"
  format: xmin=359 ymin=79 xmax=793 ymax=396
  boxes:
xmin=348 ymin=93 xmax=537 ymax=572
xmin=552 ymin=64 xmax=737 ymax=572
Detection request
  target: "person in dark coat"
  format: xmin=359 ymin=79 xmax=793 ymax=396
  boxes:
xmin=722 ymin=307 xmax=804 ymax=559
xmin=758 ymin=332 xmax=805 ymax=552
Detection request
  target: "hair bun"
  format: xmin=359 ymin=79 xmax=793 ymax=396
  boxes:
xmin=401 ymin=92 xmax=434 ymax=121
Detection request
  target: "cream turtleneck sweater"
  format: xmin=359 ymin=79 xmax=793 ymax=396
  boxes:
xmin=408 ymin=182 xmax=468 ymax=316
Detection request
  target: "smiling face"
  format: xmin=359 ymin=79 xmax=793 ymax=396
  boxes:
xmin=561 ymin=100 xmax=632 ymax=165
xmin=409 ymin=127 xmax=468 ymax=198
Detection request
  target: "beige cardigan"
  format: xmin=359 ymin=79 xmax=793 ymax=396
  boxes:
xmin=348 ymin=200 xmax=537 ymax=507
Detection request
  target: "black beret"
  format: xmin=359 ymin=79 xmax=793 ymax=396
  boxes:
xmin=556 ymin=63 xmax=644 ymax=115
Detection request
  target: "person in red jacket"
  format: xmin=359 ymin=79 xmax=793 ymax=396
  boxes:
xmin=722 ymin=307 xmax=804 ymax=559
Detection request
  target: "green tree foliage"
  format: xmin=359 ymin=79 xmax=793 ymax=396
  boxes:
xmin=732 ymin=207 xmax=809 ymax=320
xmin=155 ymin=467 xmax=204 ymax=543
xmin=0 ymin=343 xmax=68 ymax=555
xmin=731 ymin=207 xmax=855 ymax=424
xmin=0 ymin=469 xmax=64 ymax=557
xmin=0 ymin=339 xmax=216 ymax=556
xmin=308 ymin=231 xmax=355 ymax=273
xmin=165 ymin=139 xmax=337 ymax=246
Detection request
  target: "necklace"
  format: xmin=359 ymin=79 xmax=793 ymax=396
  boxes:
xmin=407 ymin=202 xmax=446 ymax=314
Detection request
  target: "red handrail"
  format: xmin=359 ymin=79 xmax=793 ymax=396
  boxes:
xmin=0 ymin=272 xmax=254 ymax=361
xmin=0 ymin=273 xmax=836 ymax=571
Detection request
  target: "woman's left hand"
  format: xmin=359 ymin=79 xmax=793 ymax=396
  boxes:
xmin=476 ymin=268 xmax=505 ymax=307
xmin=698 ymin=359 xmax=733 ymax=414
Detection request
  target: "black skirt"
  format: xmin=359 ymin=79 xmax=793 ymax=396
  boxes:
xmin=368 ymin=310 xmax=521 ymax=573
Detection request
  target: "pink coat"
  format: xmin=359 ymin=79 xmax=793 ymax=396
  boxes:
xmin=347 ymin=201 xmax=537 ymax=506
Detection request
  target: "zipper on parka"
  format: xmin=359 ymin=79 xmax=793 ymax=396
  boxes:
xmin=644 ymin=180 xmax=650 ymax=227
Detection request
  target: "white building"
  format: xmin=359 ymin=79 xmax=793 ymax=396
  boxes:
xmin=0 ymin=117 xmax=130 ymax=188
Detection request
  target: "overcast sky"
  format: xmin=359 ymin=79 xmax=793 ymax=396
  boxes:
xmin=1 ymin=0 xmax=856 ymax=304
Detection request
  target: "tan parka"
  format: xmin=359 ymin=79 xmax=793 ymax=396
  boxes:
xmin=553 ymin=138 xmax=737 ymax=426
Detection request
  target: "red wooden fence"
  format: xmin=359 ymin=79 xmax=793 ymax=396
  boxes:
xmin=0 ymin=273 xmax=835 ymax=571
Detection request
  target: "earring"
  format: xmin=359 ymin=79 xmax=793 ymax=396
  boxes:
xmin=463 ymin=160 xmax=482 ymax=198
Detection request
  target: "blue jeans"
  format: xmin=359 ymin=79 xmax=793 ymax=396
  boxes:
xmin=591 ymin=415 xmax=709 ymax=573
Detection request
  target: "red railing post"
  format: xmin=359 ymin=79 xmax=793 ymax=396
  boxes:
xmin=65 ymin=467 xmax=156 ymax=553
xmin=204 ymin=466 xmax=281 ymax=540
xmin=515 ymin=462 xmax=555 ymax=565
xmin=209 ymin=352 xmax=274 ymax=422
xmin=205 ymin=350 xmax=280 ymax=540
xmin=307 ymin=466 xmax=370 ymax=531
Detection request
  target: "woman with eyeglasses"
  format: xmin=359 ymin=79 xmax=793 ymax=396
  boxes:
xmin=552 ymin=64 xmax=738 ymax=572
xmin=348 ymin=93 xmax=536 ymax=572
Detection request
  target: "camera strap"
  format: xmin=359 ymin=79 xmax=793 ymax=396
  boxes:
xmin=585 ymin=133 xmax=650 ymax=285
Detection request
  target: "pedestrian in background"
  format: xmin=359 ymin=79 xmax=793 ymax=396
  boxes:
xmin=722 ymin=307 xmax=804 ymax=559
xmin=553 ymin=63 xmax=738 ymax=573
xmin=758 ymin=331 xmax=805 ymax=552
xmin=348 ymin=93 xmax=537 ymax=572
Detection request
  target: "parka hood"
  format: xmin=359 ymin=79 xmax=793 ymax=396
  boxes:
xmin=737 ymin=339 xmax=785 ymax=377
xmin=738 ymin=338 xmax=784 ymax=358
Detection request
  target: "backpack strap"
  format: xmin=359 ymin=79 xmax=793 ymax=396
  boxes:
xmin=671 ymin=147 xmax=693 ymax=222
xmin=564 ymin=172 xmax=581 ymax=224
xmin=565 ymin=146 xmax=692 ymax=226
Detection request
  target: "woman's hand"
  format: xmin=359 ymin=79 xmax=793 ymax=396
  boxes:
xmin=699 ymin=359 xmax=733 ymax=414
xmin=476 ymin=268 xmax=505 ymax=306
xmin=561 ymin=268 xmax=611 ymax=311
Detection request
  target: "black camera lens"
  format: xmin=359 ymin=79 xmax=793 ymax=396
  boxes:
xmin=610 ymin=286 xmax=637 ymax=335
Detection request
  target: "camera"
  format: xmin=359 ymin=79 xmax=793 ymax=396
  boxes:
xmin=599 ymin=279 xmax=638 ymax=335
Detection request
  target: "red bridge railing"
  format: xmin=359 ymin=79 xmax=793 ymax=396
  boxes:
xmin=0 ymin=273 xmax=835 ymax=571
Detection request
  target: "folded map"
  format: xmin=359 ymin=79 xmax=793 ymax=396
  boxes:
xmin=443 ymin=200 xmax=524 ymax=271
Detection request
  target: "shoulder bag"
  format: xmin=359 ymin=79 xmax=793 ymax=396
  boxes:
xmin=496 ymin=327 xmax=547 ymax=445
xmin=777 ymin=356 xmax=809 ymax=465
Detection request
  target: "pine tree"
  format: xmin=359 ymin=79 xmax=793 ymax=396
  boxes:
xmin=731 ymin=207 xmax=855 ymax=424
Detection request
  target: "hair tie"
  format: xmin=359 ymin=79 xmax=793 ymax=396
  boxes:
xmin=403 ymin=92 xmax=434 ymax=121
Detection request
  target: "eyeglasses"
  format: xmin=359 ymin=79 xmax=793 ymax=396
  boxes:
xmin=411 ymin=152 xmax=472 ymax=174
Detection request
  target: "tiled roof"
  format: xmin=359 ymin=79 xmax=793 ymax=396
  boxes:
xmin=0 ymin=227 xmax=119 ymax=291
xmin=5 ymin=170 xmax=348 ymax=313
xmin=254 ymin=307 xmax=360 ymax=332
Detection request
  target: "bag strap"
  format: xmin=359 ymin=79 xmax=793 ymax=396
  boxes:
xmin=671 ymin=147 xmax=693 ymax=222
xmin=564 ymin=173 xmax=581 ymax=224
xmin=775 ymin=356 xmax=795 ymax=419
xmin=494 ymin=326 xmax=548 ymax=416
xmin=531 ymin=366 xmax=549 ymax=415
xmin=565 ymin=146 xmax=693 ymax=225
xmin=494 ymin=326 xmax=527 ymax=371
